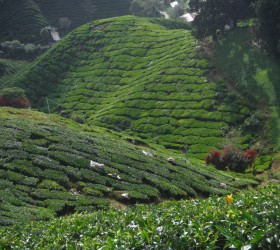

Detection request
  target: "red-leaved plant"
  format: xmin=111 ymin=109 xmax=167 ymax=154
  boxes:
xmin=0 ymin=87 xmax=31 ymax=109
xmin=0 ymin=96 xmax=31 ymax=108
xmin=205 ymin=146 xmax=257 ymax=173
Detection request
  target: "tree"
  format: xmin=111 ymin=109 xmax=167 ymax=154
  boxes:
xmin=254 ymin=0 xmax=280 ymax=57
xmin=40 ymin=26 xmax=57 ymax=44
xmin=130 ymin=0 xmax=164 ymax=17
xmin=189 ymin=0 xmax=227 ymax=41
xmin=223 ymin=0 xmax=253 ymax=28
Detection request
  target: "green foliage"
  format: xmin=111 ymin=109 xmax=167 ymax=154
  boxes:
xmin=0 ymin=0 xmax=131 ymax=43
xmin=214 ymin=27 xmax=280 ymax=149
xmin=189 ymin=0 xmax=227 ymax=41
xmin=12 ymin=16 xmax=253 ymax=158
xmin=0 ymin=185 xmax=279 ymax=249
xmin=254 ymin=0 xmax=280 ymax=57
xmin=0 ymin=87 xmax=26 ymax=99
xmin=0 ymin=107 xmax=258 ymax=225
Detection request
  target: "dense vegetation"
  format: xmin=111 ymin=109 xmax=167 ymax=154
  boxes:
xmin=0 ymin=107 xmax=258 ymax=225
xmin=214 ymin=27 xmax=280 ymax=151
xmin=1 ymin=185 xmax=279 ymax=249
xmin=11 ymin=16 xmax=262 ymax=161
xmin=0 ymin=0 xmax=130 ymax=43
xmin=1 ymin=2 xmax=280 ymax=248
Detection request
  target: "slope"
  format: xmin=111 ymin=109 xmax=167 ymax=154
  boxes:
xmin=0 ymin=0 xmax=49 ymax=43
xmin=15 ymin=16 xmax=253 ymax=159
xmin=0 ymin=106 xmax=257 ymax=225
xmin=214 ymin=27 xmax=280 ymax=149
xmin=0 ymin=58 xmax=32 ymax=87
xmin=1 ymin=185 xmax=279 ymax=249
xmin=0 ymin=0 xmax=131 ymax=43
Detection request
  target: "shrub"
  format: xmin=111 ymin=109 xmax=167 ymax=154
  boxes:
xmin=0 ymin=87 xmax=30 ymax=108
xmin=205 ymin=150 xmax=221 ymax=168
xmin=205 ymin=146 xmax=257 ymax=173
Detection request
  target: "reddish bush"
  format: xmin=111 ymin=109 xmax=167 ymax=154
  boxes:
xmin=205 ymin=150 xmax=221 ymax=168
xmin=0 ymin=96 xmax=31 ymax=108
xmin=245 ymin=148 xmax=258 ymax=162
xmin=206 ymin=146 xmax=257 ymax=173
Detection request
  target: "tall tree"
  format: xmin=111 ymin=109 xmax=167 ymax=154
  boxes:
xmin=254 ymin=0 xmax=280 ymax=57
xmin=189 ymin=0 xmax=227 ymax=41
xmin=223 ymin=0 xmax=253 ymax=28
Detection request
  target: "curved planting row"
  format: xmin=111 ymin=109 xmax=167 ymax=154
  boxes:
xmin=0 ymin=0 xmax=48 ymax=42
xmin=0 ymin=107 xmax=257 ymax=225
xmin=0 ymin=0 xmax=131 ymax=43
xmin=16 ymin=16 xmax=252 ymax=159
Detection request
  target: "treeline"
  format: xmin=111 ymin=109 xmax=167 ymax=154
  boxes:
xmin=189 ymin=0 xmax=280 ymax=57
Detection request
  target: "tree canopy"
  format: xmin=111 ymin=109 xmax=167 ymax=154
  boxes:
xmin=189 ymin=0 xmax=227 ymax=41
xmin=254 ymin=0 xmax=280 ymax=57
xmin=223 ymin=0 xmax=253 ymax=28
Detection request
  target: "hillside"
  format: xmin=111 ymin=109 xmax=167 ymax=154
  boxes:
xmin=214 ymin=27 xmax=280 ymax=149
xmin=0 ymin=107 xmax=257 ymax=225
xmin=0 ymin=0 xmax=130 ymax=43
xmin=0 ymin=58 xmax=31 ymax=87
xmin=13 ymin=15 xmax=258 ymax=160
xmin=1 ymin=185 xmax=279 ymax=249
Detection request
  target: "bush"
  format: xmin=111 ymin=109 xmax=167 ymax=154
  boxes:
xmin=0 ymin=87 xmax=30 ymax=108
xmin=205 ymin=146 xmax=257 ymax=173
xmin=1 ymin=40 xmax=42 ymax=59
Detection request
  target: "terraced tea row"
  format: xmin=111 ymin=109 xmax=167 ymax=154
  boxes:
xmin=16 ymin=16 xmax=252 ymax=158
xmin=0 ymin=0 xmax=48 ymax=42
xmin=0 ymin=0 xmax=130 ymax=43
xmin=0 ymin=107 xmax=257 ymax=225
xmin=0 ymin=59 xmax=31 ymax=87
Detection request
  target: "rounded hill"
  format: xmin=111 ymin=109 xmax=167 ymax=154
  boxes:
xmin=0 ymin=0 xmax=131 ymax=43
xmin=0 ymin=107 xmax=257 ymax=225
xmin=16 ymin=15 xmax=252 ymax=158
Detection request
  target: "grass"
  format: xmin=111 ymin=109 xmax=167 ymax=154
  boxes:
xmin=0 ymin=106 xmax=258 ymax=225
xmin=13 ymin=16 xmax=258 ymax=160
xmin=0 ymin=184 xmax=279 ymax=249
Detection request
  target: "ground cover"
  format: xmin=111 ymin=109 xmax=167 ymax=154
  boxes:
xmin=0 ymin=107 xmax=257 ymax=225
xmin=0 ymin=184 xmax=278 ymax=249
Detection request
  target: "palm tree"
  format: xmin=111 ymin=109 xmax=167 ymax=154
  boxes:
xmin=40 ymin=26 xmax=57 ymax=44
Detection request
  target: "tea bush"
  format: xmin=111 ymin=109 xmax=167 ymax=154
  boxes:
xmin=12 ymin=16 xmax=255 ymax=158
xmin=0 ymin=185 xmax=279 ymax=249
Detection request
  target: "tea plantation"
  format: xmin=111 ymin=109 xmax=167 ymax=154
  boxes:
xmin=1 ymin=10 xmax=279 ymax=249
xmin=0 ymin=0 xmax=130 ymax=43
xmin=1 ymin=185 xmax=279 ymax=249
xmin=0 ymin=107 xmax=257 ymax=225
xmin=15 ymin=16 xmax=256 ymax=159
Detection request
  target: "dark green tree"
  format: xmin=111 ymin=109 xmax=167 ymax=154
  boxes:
xmin=189 ymin=0 xmax=227 ymax=41
xmin=254 ymin=0 xmax=280 ymax=57
xmin=223 ymin=0 xmax=253 ymax=28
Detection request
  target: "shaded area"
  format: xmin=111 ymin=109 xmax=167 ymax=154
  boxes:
xmin=214 ymin=27 xmax=280 ymax=148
